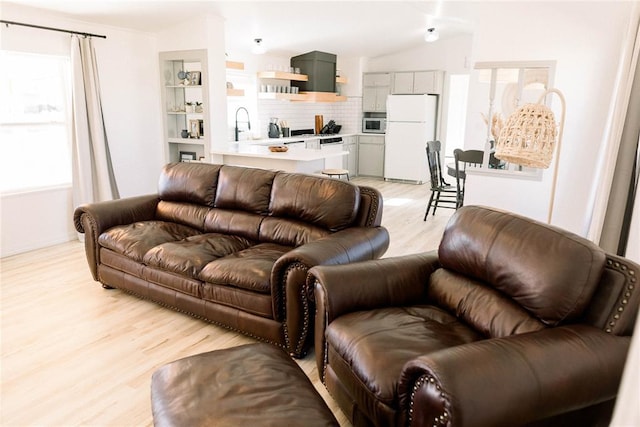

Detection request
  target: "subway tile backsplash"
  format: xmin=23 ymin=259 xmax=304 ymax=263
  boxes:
xmin=256 ymin=97 xmax=362 ymax=138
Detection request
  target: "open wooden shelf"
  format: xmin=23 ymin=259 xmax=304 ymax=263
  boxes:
xmin=258 ymin=92 xmax=308 ymax=101
xmin=257 ymin=71 xmax=309 ymax=81
xmin=295 ymin=92 xmax=347 ymax=102
xmin=227 ymin=88 xmax=245 ymax=97
xmin=226 ymin=60 xmax=244 ymax=70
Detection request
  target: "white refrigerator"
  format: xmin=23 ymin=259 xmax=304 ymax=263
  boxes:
xmin=384 ymin=94 xmax=437 ymax=183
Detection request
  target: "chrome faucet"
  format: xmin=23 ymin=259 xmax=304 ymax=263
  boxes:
xmin=234 ymin=107 xmax=251 ymax=141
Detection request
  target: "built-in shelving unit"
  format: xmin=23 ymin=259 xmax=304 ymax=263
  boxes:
xmin=159 ymin=49 xmax=210 ymax=163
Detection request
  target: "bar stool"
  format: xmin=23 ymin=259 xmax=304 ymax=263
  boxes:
xmin=321 ymin=168 xmax=350 ymax=180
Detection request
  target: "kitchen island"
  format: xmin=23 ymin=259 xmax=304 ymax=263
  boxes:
xmin=211 ymin=141 xmax=347 ymax=174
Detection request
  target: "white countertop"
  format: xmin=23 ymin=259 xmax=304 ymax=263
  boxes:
xmin=236 ymin=133 xmax=358 ymax=146
xmin=212 ymin=142 xmax=347 ymax=161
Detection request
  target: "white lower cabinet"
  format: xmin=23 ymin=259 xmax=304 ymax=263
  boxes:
xmin=342 ymin=135 xmax=358 ymax=177
xmin=357 ymin=135 xmax=385 ymax=178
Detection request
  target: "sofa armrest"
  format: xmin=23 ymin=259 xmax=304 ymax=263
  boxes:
xmin=270 ymin=226 xmax=390 ymax=357
xmin=73 ymin=194 xmax=159 ymax=280
xmin=310 ymin=252 xmax=440 ymax=376
xmin=399 ymin=325 xmax=631 ymax=427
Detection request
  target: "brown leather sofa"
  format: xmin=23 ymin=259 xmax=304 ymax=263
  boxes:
xmin=74 ymin=162 xmax=389 ymax=357
xmin=310 ymin=205 xmax=639 ymax=426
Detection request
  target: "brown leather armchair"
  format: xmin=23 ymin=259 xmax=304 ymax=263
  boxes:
xmin=309 ymin=206 xmax=639 ymax=427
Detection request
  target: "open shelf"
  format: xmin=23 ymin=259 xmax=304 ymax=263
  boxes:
xmin=225 ymin=60 xmax=244 ymax=70
xmin=227 ymin=88 xmax=245 ymax=97
xmin=257 ymin=71 xmax=309 ymax=81
xmin=258 ymin=92 xmax=308 ymax=101
xmin=295 ymin=92 xmax=347 ymax=102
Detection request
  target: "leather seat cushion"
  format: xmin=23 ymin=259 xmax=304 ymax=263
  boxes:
xmin=143 ymin=233 xmax=255 ymax=279
xmin=199 ymin=242 xmax=292 ymax=294
xmin=98 ymin=221 xmax=201 ymax=262
xmin=326 ymin=306 xmax=482 ymax=408
xmin=151 ymin=343 xmax=338 ymax=427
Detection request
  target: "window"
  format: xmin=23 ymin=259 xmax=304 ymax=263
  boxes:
xmin=472 ymin=60 xmax=556 ymax=176
xmin=0 ymin=51 xmax=72 ymax=193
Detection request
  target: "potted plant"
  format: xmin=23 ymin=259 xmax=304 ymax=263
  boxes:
xmin=185 ymin=102 xmax=194 ymax=113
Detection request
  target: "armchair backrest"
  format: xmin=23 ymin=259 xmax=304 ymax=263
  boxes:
xmin=434 ymin=206 xmax=639 ymax=338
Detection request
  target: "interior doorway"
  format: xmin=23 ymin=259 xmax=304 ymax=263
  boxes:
xmin=443 ymin=74 xmax=470 ymax=162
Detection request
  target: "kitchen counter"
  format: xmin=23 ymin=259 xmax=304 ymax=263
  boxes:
xmin=238 ymin=133 xmax=357 ymax=146
xmin=211 ymin=142 xmax=347 ymax=174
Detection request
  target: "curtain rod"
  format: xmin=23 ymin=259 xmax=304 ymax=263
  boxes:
xmin=0 ymin=19 xmax=107 ymax=39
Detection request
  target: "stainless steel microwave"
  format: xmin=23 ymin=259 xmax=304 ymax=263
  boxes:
xmin=362 ymin=118 xmax=386 ymax=133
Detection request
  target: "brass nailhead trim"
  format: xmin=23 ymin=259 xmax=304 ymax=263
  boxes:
xmin=409 ymin=375 xmax=449 ymax=426
xmin=604 ymin=256 xmax=637 ymax=334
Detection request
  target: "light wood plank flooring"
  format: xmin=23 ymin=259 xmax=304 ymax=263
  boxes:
xmin=0 ymin=177 xmax=453 ymax=426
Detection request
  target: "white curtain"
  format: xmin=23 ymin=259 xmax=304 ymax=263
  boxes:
xmin=70 ymin=35 xmax=119 ymax=208
xmin=588 ymin=8 xmax=640 ymax=426
xmin=587 ymin=5 xmax=639 ymax=257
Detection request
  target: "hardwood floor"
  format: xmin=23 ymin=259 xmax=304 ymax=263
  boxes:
xmin=0 ymin=177 xmax=453 ymax=426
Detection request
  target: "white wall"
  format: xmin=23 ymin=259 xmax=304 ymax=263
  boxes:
xmin=363 ymin=34 xmax=473 ymax=153
xmin=365 ymin=34 xmax=473 ymax=74
xmin=0 ymin=3 xmax=163 ymax=257
xmin=463 ymin=1 xmax=633 ymax=233
xmin=366 ymin=2 xmax=634 ymax=235
xmin=156 ymin=14 xmax=228 ymax=152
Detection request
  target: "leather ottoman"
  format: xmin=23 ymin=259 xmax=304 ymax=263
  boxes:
xmin=151 ymin=343 xmax=339 ymax=427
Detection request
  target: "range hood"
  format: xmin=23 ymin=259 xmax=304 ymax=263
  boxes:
xmin=291 ymin=51 xmax=336 ymax=93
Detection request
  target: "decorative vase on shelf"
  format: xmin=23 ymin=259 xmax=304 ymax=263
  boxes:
xmin=181 ymin=129 xmax=189 ymax=138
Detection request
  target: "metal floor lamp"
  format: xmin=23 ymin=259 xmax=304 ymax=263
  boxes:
xmin=495 ymin=88 xmax=566 ymax=223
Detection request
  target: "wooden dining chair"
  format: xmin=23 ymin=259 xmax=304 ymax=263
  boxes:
xmin=424 ymin=141 xmax=459 ymax=220
xmin=453 ymin=148 xmax=484 ymax=207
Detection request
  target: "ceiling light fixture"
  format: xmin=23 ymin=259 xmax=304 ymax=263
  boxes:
xmin=252 ymin=38 xmax=266 ymax=55
xmin=424 ymin=27 xmax=439 ymax=42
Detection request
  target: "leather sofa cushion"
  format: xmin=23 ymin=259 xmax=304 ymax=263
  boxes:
xmin=199 ymin=243 xmax=292 ymax=294
xmin=214 ymin=166 xmax=276 ymax=214
xmin=326 ymin=305 xmax=481 ymax=407
xmin=143 ymin=233 xmax=255 ymax=279
xmin=156 ymin=201 xmax=209 ymax=230
xmin=259 ymin=217 xmax=330 ymax=247
xmin=204 ymin=209 xmax=264 ymax=241
xmin=158 ymin=162 xmax=221 ymax=206
xmin=438 ymin=206 xmax=606 ymax=326
xmin=98 ymin=221 xmax=201 ymax=262
xmin=200 ymin=282 xmax=274 ymax=318
xmin=269 ymin=173 xmax=359 ymax=231
xmin=428 ymin=269 xmax=546 ymax=338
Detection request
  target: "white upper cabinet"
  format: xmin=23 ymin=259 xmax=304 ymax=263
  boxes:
xmin=363 ymin=73 xmax=391 ymax=112
xmin=363 ymin=72 xmax=391 ymax=87
xmin=391 ymin=71 xmax=444 ymax=95
xmin=363 ymin=86 xmax=390 ymax=112
xmin=392 ymin=72 xmax=415 ymax=94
